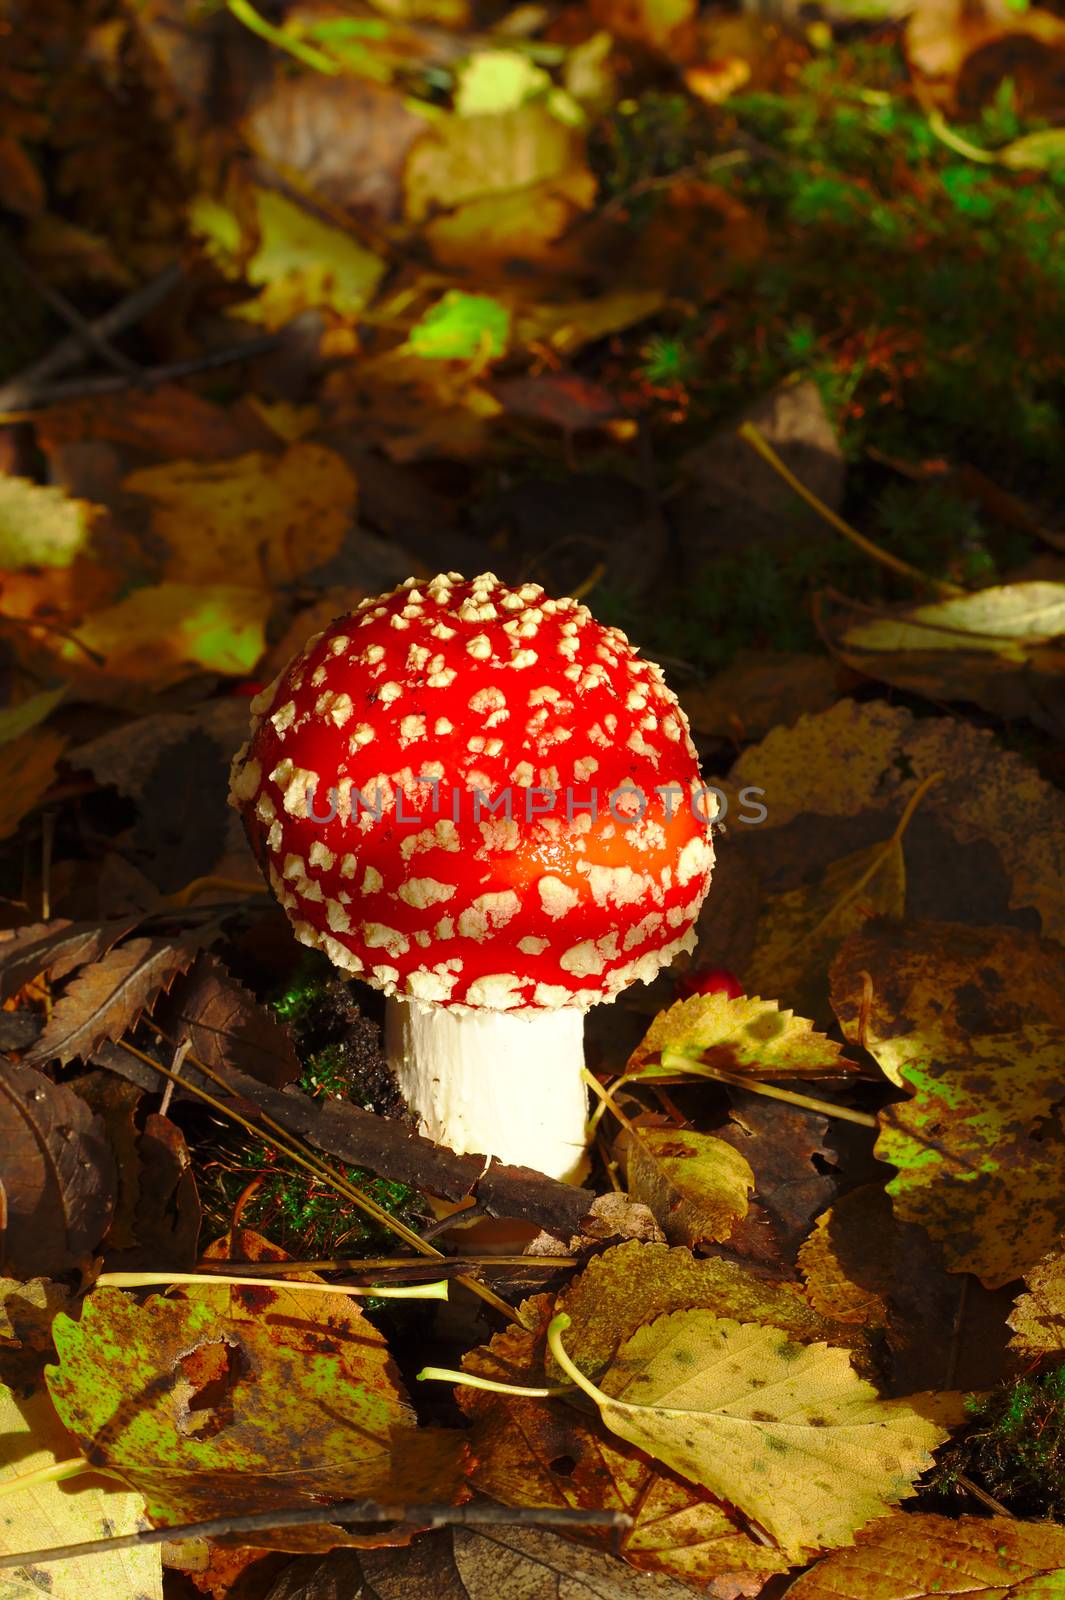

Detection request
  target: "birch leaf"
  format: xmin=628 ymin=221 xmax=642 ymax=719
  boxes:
xmin=787 ymin=1511 xmax=1065 ymax=1599
xmin=549 ymin=1308 xmax=949 ymax=1562
xmin=628 ymin=991 xmax=855 ymax=1081
xmin=618 ymin=1128 xmax=754 ymax=1248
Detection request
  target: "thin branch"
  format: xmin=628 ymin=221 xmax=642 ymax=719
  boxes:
xmin=0 ymin=1499 xmax=633 ymax=1570
xmin=0 ymin=240 xmax=142 ymax=380
xmin=1 ymin=334 xmax=284 ymax=412
xmin=0 ymin=263 xmax=182 ymax=410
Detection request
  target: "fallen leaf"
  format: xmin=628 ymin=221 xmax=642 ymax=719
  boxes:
xmin=0 ymin=730 xmax=67 ymax=840
xmin=1008 ymin=1245 xmax=1065 ymax=1357
xmin=786 ymin=1511 xmax=1065 ymax=1598
xmin=267 ymin=1525 xmax=702 ymax=1600
xmin=0 ymin=1061 xmax=116 ymax=1277
xmin=906 ymin=0 xmax=1065 ymax=113
xmin=831 ymin=919 xmax=1065 ymax=1287
xmin=403 ymin=105 xmax=584 ymax=223
xmin=45 ymin=582 xmax=272 ymax=698
xmin=744 ymin=834 xmax=906 ymax=1024
xmin=725 ymin=699 xmax=1065 ymax=941
xmin=459 ymin=1294 xmax=791 ymax=1594
xmin=24 ymin=937 xmax=198 ymax=1068
xmin=554 ymin=1239 xmax=866 ymax=1382
xmin=0 ymin=474 xmax=98 ymax=571
xmin=0 ymin=686 xmax=66 ymax=745
xmin=828 ymin=582 xmax=1065 ymax=736
xmin=550 ymin=1306 xmax=948 ymax=1561
xmin=627 ymin=991 xmax=856 ymax=1081
xmin=0 ymin=1382 xmax=162 ymax=1600
xmin=714 ymin=1096 xmax=839 ymax=1269
xmin=46 ymin=1241 xmax=466 ymax=1538
xmin=0 ymin=919 xmax=141 ymax=1004
xmin=407 ymin=292 xmax=511 ymax=362
xmin=682 ymin=651 xmax=843 ymax=742
xmin=160 ymin=952 xmax=301 ymax=1088
xmin=799 ymin=1187 xmax=895 ymax=1329
xmin=194 ymin=186 xmax=386 ymax=329
xmin=617 ymin=1126 xmax=754 ymax=1248
xmin=0 ymin=1278 xmax=74 ymax=1350
xmin=124 ymin=443 xmax=358 ymax=587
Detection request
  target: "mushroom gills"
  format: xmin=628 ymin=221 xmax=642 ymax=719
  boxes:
xmin=385 ymin=998 xmax=589 ymax=1182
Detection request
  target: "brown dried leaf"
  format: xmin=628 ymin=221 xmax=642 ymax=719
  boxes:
xmin=0 ymin=1061 xmax=115 ymax=1276
xmin=787 ymin=1512 xmax=1065 ymax=1599
xmin=799 ymin=1186 xmax=895 ymax=1328
xmin=0 ymin=917 xmax=139 ymax=1003
xmin=24 ymin=938 xmax=198 ymax=1068
xmin=161 ymin=952 xmax=300 ymax=1088
xmin=0 ymin=730 xmax=67 ymax=840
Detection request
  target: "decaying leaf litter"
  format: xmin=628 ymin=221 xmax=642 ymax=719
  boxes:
xmin=1 ymin=0 xmax=1065 ymax=1594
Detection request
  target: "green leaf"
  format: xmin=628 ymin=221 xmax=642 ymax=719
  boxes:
xmin=0 ymin=686 xmax=66 ymax=746
xmin=408 ymin=291 xmax=511 ymax=361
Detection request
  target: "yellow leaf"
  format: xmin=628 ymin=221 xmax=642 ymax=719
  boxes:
xmin=787 ymin=1511 xmax=1065 ymax=1599
xmin=50 ymin=584 xmax=271 ymax=697
xmin=1008 ymin=1245 xmax=1065 ymax=1358
xmin=0 ymin=1383 xmax=161 ymax=1600
xmin=0 ymin=476 xmax=98 ymax=570
xmin=588 ymin=0 xmax=695 ymax=52
xmin=799 ymin=1187 xmax=894 ymax=1328
xmin=548 ymin=1308 xmax=948 ymax=1562
xmin=123 ymin=443 xmax=356 ymax=587
xmin=0 ymin=731 xmax=66 ymax=840
xmin=404 ymin=105 xmax=583 ymax=222
xmin=248 ymin=189 xmax=385 ymax=325
xmin=628 ymin=990 xmax=854 ymax=1081
xmin=618 ymin=1127 xmax=753 ymax=1247
xmin=454 ymin=50 xmax=553 ymax=117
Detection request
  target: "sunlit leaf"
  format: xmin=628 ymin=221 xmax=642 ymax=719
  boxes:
xmin=618 ymin=1127 xmax=754 ymax=1247
xmin=0 ymin=476 xmax=98 ymax=570
xmin=628 ymin=991 xmax=855 ymax=1081
xmin=408 ymin=291 xmax=510 ymax=361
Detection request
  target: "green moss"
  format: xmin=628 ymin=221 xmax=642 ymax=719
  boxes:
xmin=932 ymin=1362 xmax=1065 ymax=1518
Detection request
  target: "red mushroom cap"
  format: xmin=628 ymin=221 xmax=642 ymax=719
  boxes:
xmin=229 ymin=573 xmax=714 ymax=1012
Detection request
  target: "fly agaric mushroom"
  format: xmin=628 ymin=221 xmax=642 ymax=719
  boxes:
xmin=229 ymin=573 xmax=714 ymax=1181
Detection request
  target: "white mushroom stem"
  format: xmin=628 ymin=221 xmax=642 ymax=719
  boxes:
xmin=384 ymin=998 xmax=590 ymax=1183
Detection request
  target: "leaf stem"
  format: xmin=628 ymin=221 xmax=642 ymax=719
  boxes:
xmin=738 ymin=421 xmax=964 ymax=598
xmin=545 ymin=1313 xmax=603 ymax=1404
xmin=0 ymin=1457 xmax=96 ymax=1498
xmin=415 ymin=1365 xmax=571 ymax=1398
xmin=226 ymin=0 xmax=340 ymax=74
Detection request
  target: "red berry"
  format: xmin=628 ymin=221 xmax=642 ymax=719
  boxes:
xmin=678 ymin=966 xmax=744 ymax=1000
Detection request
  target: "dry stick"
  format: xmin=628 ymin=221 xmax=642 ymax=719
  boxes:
xmin=0 ymin=1500 xmax=632 ymax=1572
xmin=196 ymin=1254 xmax=577 ymax=1275
xmin=1 ymin=334 xmax=283 ymax=410
xmin=0 ymin=240 xmax=142 ymax=380
xmin=122 ymin=1037 xmax=523 ymax=1326
xmin=954 ymin=1472 xmax=1015 ymax=1518
xmin=738 ymin=421 xmax=965 ymax=599
xmin=96 ymin=1270 xmax=447 ymax=1299
xmin=157 ymin=1034 xmax=190 ymax=1120
xmin=0 ymin=262 xmax=182 ymax=410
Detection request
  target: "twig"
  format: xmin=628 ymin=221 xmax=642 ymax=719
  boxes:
xmin=157 ymin=1034 xmax=190 ymax=1120
xmin=0 ymin=240 xmax=142 ymax=381
xmin=0 ymin=334 xmax=284 ymax=412
xmin=122 ymin=1035 xmax=525 ymax=1327
xmin=0 ymin=1499 xmax=633 ymax=1570
xmin=196 ymin=1254 xmax=577 ymax=1274
xmin=0 ymin=263 xmax=182 ymax=411
xmin=739 ymin=421 xmax=964 ymax=598
xmin=954 ymin=1471 xmax=1014 ymax=1517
